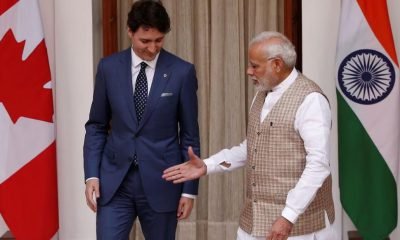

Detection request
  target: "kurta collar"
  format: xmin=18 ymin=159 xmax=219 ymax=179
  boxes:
xmin=271 ymin=68 xmax=298 ymax=93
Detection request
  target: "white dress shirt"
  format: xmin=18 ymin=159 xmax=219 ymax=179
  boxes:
xmin=204 ymin=69 xmax=335 ymax=239
xmin=131 ymin=48 xmax=158 ymax=94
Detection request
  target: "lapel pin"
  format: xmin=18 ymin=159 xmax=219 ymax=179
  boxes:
xmin=163 ymin=74 xmax=168 ymax=78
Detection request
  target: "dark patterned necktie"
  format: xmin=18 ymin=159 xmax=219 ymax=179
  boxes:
xmin=134 ymin=62 xmax=148 ymax=122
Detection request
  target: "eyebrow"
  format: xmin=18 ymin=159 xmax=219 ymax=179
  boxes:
xmin=139 ymin=36 xmax=165 ymax=41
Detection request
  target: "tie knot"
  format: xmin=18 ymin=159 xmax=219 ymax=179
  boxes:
xmin=140 ymin=62 xmax=147 ymax=69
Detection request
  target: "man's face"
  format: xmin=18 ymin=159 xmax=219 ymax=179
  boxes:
xmin=246 ymin=43 xmax=279 ymax=92
xmin=128 ymin=26 xmax=165 ymax=61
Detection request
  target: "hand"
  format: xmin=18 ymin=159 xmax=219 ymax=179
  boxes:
xmin=267 ymin=216 xmax=293 ymax=240
xmin=85 ymin=179 xmax=100 ymax=212
xmin=162 ymin=146 xmax=206 ymax=183
xmin=177 ymin=197 xmax=194 ymax=220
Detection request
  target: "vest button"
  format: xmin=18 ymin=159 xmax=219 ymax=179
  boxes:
xmin=252 ymin=165 xmax=255 ymax=170
xmin=252 ymin=183 xmax=256 ymax=186
xmin=254 ymin=149 xmax=257 ymax=153
xmin=257 ymin=132 xmax=261 ymax=135
xmin=253 ymin=199 xmax=257 ymax=203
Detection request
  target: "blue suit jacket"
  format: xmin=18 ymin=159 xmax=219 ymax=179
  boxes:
xmin=84 ymin=48 xmax=200 ymax=212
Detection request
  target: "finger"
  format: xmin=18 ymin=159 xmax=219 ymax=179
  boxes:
xmin=94 ymin=183 xmax=100 ymax=198
xmin=85 ymin=199 xmax=94 ymax=212
xmin=177 ymin=202 xmax=188 ymax=220
xmin=271 ymin=232 xmax=280 ymax=240
xmin=266 ymin=232 xmax=274 ymax=240
xmin=166 ymin=164 xmax=191 ymax=179
xmin=180 ymin=202 xmax=193 ymax=220
xmin=88 ymin=184 xmax=98 ymax=212
xmin=178 ymin=208 xmax=188 ymax=220
xmin=163 ymin=163 xmax=184 ymax=174
xmin=163 ymin=171 xmax=182 ymax=181
xmin=172 ymin=177 xmax=187 ymax=184
xmin=165 ymin=173 xmax=186 ymax=183
xmin=177 ymin=202 xmax=184 ymax=218
xmin=162 ymin=170 xmax=180 ymax=179
xmin=85 ymin=189 xmax=96 ymax=212
xmin=89 ymin=193 xmax=97 ymax=212
xmin=163 ymin=166 xmax=176 ymax=174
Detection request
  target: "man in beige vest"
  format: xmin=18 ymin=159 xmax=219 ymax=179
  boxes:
xmin=163 ymin=31 xmax=336 ymax=240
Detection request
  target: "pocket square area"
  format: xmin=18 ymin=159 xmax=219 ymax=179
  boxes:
xmin=161 ymin=92 xmax=173 ymax=97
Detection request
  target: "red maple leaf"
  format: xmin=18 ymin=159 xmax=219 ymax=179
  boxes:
xmin=0 ymin=0 xmax=18 ymax=15
xmin=0 ymin=30 xmax=53 ymax=123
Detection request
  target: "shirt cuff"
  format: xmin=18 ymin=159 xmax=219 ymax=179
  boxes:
xmin=204 ymin=157 xmax=231 ymax=175
xmin=281 ymin=206 xmax=300 ymax=224
xmin=182 ymin=193 xmax=196 ymax=199
xmin=85 ymin=177 xmax=99 ymax=183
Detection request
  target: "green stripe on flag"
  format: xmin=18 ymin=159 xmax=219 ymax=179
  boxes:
xmin=337 ymin=92 xmax=397 ymax=240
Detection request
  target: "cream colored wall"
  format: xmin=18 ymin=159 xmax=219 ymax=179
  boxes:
xmin=54 ymin=0 xmax=95 ymax=239
xmin=39 ymin=0 xmax=96 ymax=239
xmin=302 ymin=0 xmax=400 ymax=239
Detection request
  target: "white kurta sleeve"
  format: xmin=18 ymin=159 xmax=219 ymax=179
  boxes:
xmin=204 ymin=140 xmax=248 ymax=174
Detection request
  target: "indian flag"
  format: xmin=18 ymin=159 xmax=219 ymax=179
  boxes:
xmin=336 ymin=0 xmax=399 ymax=239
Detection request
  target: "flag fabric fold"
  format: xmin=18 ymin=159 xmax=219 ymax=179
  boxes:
xmin=336 ymin=0 xmax=399 ymax=239
xmin=0 ymin=0 xmax=59 ymax=238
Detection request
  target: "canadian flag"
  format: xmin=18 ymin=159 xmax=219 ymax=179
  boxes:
xmin=0 ymin=0 xmax=59 ymax=239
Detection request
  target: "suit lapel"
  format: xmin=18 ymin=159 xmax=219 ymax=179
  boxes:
xmin=138 ymin=50 xmax=171 ymax=128
xmin=119 ymin=48 xmax=139 ymax=124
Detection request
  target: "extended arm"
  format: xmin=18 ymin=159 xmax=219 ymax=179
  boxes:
xmin=163 ymin=140 xmax=248 ymax=183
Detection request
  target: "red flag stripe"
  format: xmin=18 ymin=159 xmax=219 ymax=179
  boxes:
xmin=0 ymin=142 xmax=59 ymax=239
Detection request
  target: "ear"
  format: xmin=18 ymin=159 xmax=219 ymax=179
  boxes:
xmin=272 ymin=58 xmax=283 ymax=72
xmin=127 ymin=28 xmax=133 ymax=38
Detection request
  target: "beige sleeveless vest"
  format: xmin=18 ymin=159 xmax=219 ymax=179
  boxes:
xmin=239 ymin=74 xmax=335 ymax=236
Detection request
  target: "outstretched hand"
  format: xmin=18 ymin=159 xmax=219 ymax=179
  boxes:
xmin=162 ymin=146 xmax=207 ymax=183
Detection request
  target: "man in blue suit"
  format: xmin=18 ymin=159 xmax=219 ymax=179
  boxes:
xmin=83 ymin=1 xmax=200 ymax=239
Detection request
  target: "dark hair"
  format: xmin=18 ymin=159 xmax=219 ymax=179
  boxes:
xmin=127 ymin=0 xmax=171 ymax=33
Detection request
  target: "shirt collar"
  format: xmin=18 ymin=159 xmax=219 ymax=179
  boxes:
xmin=131 ymin=48 xmax=159 ymax=69
xmin=271 ymin=68 xmax=298 ymax=93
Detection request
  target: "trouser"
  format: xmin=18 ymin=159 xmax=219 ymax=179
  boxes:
xmin=236 ymin=212 xmax=336 ymax=240
xmin=96 ymin=165 xmax=177 ymax=240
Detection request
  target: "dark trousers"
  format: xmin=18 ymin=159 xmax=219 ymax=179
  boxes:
xmin=96 ymin=165 xmax=177 ymax=240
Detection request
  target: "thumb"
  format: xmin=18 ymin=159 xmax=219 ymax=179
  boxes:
xmin=188 ymin=146 xmax=197 ymax=160
xmin=94 ymin=183 xmax=100 ymax=198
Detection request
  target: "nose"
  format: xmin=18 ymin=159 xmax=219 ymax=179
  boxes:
xmin=148 ymin=43 xmax=157 ymax=54
xmin=247 ymin=66 xmax=254 ymax=76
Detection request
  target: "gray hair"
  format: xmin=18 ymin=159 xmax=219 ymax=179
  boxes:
xmin=249 ymin=31 xmax=297 ymax=68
